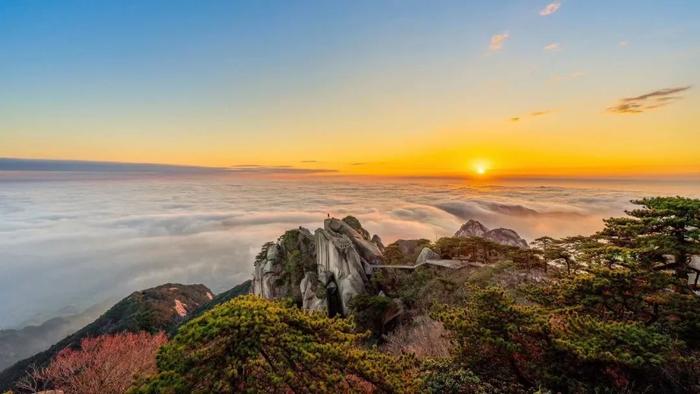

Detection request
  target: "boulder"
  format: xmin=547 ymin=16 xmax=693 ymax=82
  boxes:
xmin=325 ymin=218 xmax=384 ymax=264
xmin=416 ymin=247 xmax=440 ymax=265
xmin=371 ymin=234 xmax=385 ymax=252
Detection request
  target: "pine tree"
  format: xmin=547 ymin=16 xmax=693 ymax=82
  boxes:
xmin=130 ymin=295 xmax=417 ymax=394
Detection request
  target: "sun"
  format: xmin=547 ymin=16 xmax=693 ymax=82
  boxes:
xmin=469 ymin=159 xmax=491 ymax=176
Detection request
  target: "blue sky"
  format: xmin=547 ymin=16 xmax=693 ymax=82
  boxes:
xmin=1 ymin=1 xmax=699 ymax=175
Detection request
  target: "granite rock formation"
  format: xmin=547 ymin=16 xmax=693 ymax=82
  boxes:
xmin=455 ymin=219 xmax=528 ymax=248
xmin=253 ymin=216 xmax=384 ymax=316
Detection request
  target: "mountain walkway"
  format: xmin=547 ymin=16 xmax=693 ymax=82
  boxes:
xmin=371 ymin=259 xmax=484 ymax=270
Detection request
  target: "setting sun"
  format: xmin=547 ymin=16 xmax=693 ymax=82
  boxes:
xmin=470 ymin=159 xmax=491 ymax=176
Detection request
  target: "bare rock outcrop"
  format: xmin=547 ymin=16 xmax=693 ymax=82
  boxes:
xmin=454 ymin=219 xmax=489 ymax=238
xmin=253 ymin=216 xmax=384 ymax=317
xmin=416 ymin=247 xmax=440 ymax=265
xmin=313 ymin=227 xmax=369 ymax=315
xmin=252 ymin=227 xmax=316 ymax=304
xmin=252 ymin=242 xmax=284 ymax=299
xmin=483 ymin=228 xmax=529 ymax=249
xmin=454 ymin=219 xmax=528 ymax=249
xmin=326 ymin=217 xmax=384 ymax=264
xmin=371 ymin=234 xmax=385 ymax=252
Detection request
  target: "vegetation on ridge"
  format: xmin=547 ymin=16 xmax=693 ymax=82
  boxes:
xmin=130 ymin=295 xmax=417 ymax=393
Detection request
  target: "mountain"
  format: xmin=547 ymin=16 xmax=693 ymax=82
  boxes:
xmin=454 ymin=219 xmax=528 ymax=248
xmin=0 ymin=301 xmax=111 ymax=371
xmin=0 ymin=283 xmax=213 ymax=392
xmin=482 ymin=228 xmax=529 ymax=248
xmin=454 ymin=219 xmax=489 ymax=238
xmin=171 ymin=280 xmax=252 ymax=333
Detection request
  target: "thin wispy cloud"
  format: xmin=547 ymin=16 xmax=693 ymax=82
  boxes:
xmin=510 ymin=110 xmax=555 ymax=121
xmin=539 ymin=2 xmax=561 ymax=16
xmin=0 ymin=158 xmax=227 ymax=173
xmin=227 ymin=165 xmax=337 ymax=175
xmin=619 ymin=40 xmax=629 ymax=47
xmin=544 ymin=42 xmax=560 ymax=51
xmin=607 ymin=86 xmax=691 ymax=114
xmin=489 ymin=32 xmax=509 ymax=51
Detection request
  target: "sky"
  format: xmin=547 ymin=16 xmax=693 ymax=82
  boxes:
xmin=1 ymin=1 xmax=699 ymax=177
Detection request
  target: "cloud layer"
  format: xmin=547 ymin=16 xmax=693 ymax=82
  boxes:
xmin=607 ymin=86 xmax=691 ymax=114
xmin=1 ymin=174 xmax=698 ymax=329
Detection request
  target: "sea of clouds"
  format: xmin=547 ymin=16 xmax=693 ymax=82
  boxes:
xmin=1 ymin=172 xmax=698 ymax=329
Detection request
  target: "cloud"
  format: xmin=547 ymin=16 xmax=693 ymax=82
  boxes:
xmin=607 ymin=86 xmax=691 ymax=114
xmin=227 ymin=165 xmax=337 ymax=175
xmin=0 ymin=159 xmax=338 ymax=177
xmin=0 ymin=158 xmax=227 ymax=173
xmin=489 ymin=32 xmax=509 ymax=51
xmin=509 ymin=110 xmax=554 ymax=121
xmin=539 ymin=2 xmax=561 ymax=16
xmin=0 ymin=174 xmax=658 ymax=329
xmin=619 ymin=40 xmax=628 ymax=47
xmin=543 ymin=42 xmax=560 ymax=51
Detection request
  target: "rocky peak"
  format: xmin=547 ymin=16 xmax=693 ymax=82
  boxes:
xmin=455 ymin=219 xmax=528 ymax=249
xmin=454 ymin=219 xmax=489 ymax=238
xmin=483 ymin=228 xmax=529 ymax=249
xmin=254 ymin=216 xmax=384 ymax=317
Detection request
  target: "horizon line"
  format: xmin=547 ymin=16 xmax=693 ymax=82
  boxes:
xmin=1 ymin=157 xmax=699 ymax=181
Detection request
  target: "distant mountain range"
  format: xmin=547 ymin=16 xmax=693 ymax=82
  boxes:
xmin=0 ymin=158 xmax=226 ymax=173
xmin=0 ymin=300 xmax=114 ymax=372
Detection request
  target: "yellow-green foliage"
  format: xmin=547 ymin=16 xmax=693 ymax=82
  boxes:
xmin=131 ymin=295 xmax=417 ymax=393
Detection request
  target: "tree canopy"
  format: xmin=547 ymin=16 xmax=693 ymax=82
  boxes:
xmin=131 ymin=295 xmax=416 ymax=394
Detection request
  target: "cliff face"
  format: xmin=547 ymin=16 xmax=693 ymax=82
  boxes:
xmin=253 ymin=227 xmax=316 ymax=305
xmin=254 ymin=216 xmax=384 ymax=316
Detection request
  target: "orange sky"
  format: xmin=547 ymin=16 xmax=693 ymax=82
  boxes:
xmin=1 ymin=1 xmax=699 ymax=177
